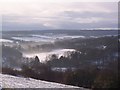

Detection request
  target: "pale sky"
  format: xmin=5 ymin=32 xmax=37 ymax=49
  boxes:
xmin=0 ymin=0 xmax=119 ymax=30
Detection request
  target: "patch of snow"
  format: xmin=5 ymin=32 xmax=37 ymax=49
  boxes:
xmin=11 ymin=35 xmax=85 ymax=43
xmin=52 ymin=67 xmax=76 ymax=72
xmin=23 ymin=49 xmax=76 ymax=62
xmin=90 ymin=36 xmax=98 ymax=38
xmin=12 ymin=37 xmax=54 ymax=43
xmin=0 ymin=73 xmax=87 ymax=89
xmin=0 ymin=39 xmax=13 ymax=43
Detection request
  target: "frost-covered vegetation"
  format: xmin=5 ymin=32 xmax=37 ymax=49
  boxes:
xmin=1 ymin=73 xmax=82 ymax=88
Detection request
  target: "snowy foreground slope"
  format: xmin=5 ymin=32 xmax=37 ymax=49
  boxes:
xmin=0 ymin=73 xmax=88 ymax=89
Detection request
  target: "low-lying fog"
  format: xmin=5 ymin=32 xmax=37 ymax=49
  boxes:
xmin=1 ymin=33 xmax=85 ymax=62
xmin=2 ymin=30 xmax=118 ymax=63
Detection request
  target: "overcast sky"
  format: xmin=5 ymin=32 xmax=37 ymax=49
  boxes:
xmin=1 ymin=0 xmax=118 ymax=30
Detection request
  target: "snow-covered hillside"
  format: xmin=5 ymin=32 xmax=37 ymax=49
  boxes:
xmin=0 ymin=73 xmax=88 ymax=89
